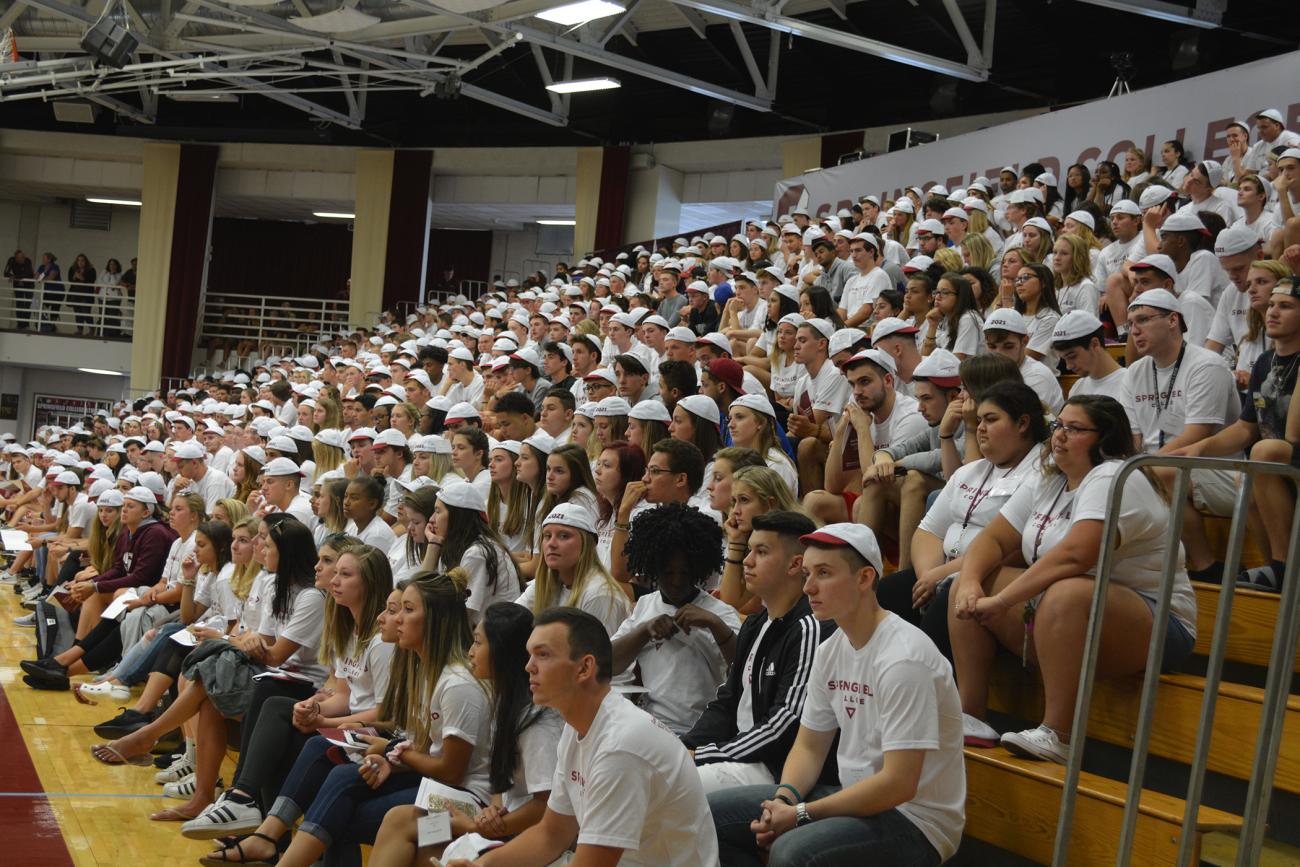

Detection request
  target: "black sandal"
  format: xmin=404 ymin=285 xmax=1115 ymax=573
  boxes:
xmin=197 ymin=832 xmax=280 ymax=866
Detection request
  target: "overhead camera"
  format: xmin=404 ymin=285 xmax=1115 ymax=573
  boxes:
xmin=1109 ymin=51 xmax=1136 ymax=84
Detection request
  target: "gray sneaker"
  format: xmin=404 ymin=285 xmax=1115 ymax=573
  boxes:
xmin=13 ymin=612 xmax=36 ymax=627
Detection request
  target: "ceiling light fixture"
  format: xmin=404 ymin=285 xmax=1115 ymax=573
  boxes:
xmin=86 ymin=197 xmax=142 ymax=206
xmin=312 ymin=211 xmax=356 ymax=219
xmin=537 ymin=219 xmax=577 ymax=226
xmin=78 ymin=367 xmax=126 ymax=376
xmin=536 ymin=0 xmax=624 ymax=26
xmin=545 ymin=77 xmax=621 ymax=94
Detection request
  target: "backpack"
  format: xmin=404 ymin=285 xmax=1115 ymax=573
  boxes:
xmin=35 ymin=598 xmax=75 ymax=659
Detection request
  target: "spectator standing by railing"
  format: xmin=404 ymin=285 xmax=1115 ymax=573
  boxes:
xmin=4 ymin=248 xmax=34 ymax=330
xmin=120 ymin=257 xmax=137 ymax=336
xmin=68 ymin=253 xmax=97 ymax=336
xmin=35 ymin=251 xmax=63 ymax=333
xmin=100 ymin=258 xmax=123 ymax=337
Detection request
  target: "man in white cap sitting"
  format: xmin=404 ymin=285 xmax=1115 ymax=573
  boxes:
xmin=442 ymin=346 xmax=485 ymax=408
xmin=837 ymin=234 xmax=892 ymax=329
xmin=656 ymin=260 xmax=687 ymax=327
xmin=1206 ymin=224 xmax=1266 ymax=384
xmin=173 ymin=440 xmax=236 ymax=513
xmin=708 ymin=522 xmax=964 ymax=867
xmin=785 ymin=318 xmax=851 ymax=494
xmin=1245 ymin=108 xmax=1300 ymax=174
xmin=981 ymin=310 xmax=1064 ymax=414
xmin=1122 ymin=288 xmax=1239 ymax=584
xmin=255 ymin=458 xmax=315 ymax=528
xmin=805 ymin=349 xmax=927 ymax=526
xmin=1051 ymin=311 xmax=1127 ymax=407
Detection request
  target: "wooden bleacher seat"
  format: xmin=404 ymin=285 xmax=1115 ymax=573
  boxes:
xmin=985 ymin=655 xmax=1300 ymax=794
xmin=1192 ymin=581 xmax=1300 ymax=672
xmin=965 ymin=746 xmax=1242 ymax=865
xmin=1059 ymin=374 xmax=1079 ymax=398
xmin=1106 ymin=344 xmax=1128 ymax=364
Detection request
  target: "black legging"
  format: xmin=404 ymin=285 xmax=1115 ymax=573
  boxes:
xmin=74 ymin=617 xmax=123 ymax=672
xmin=229 ymin=680 xmax=318 ymax=811
xmin=876 ymin=568 xmax=953 ymax=664
xmin=152 ymin=640 xmax=191 ymax=681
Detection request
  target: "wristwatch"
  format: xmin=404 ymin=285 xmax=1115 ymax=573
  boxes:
xmin=795 ymin=803 xmax=813 ymax=827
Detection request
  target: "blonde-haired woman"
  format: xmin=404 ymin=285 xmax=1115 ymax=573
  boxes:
xmin=311 ymin=429 xmax=346 ymax=482
xmin=411 ymin=435 xmax=460 ymax=488
xmin=726 ymin=393 xmax=798 ymax=496
xmin=719 ymin=465 xmax=816 ymax=612
xmin=960 ymin=233 xmax=996 ymax=272
xmin=1052 ymin=234 xmax=1100 ymax=315
xmin=516 ymin=502 xmax=630 ymax=635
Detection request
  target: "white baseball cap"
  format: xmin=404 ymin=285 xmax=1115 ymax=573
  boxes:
xmin=912 ymin=348 xmax=962 ymax=387
xmin=629 ymin=401 xmax=671 ymax=423
xmin=1128 ymin=287 xmax=1182 ymax=314
xmin=844 ymin=347 xmax=897 ymax=375
xmin=871 ymin=317 xmax=920 ymax=344
xmin=1052 ymin=310 xmax=1104 ymax=342
xmin=983 ymin=309 xmax=1030 ymax=335
xmin=263 ymin=457 xmax=305 ymax=477
xmin=542 ymin=502 xmax=598 ymax=534
xmin=677 ymin=394 xmax=721 ymax=426
xmin=439 ymin=479 xmax=487 ymax=513
xmin=800 ymin=522 xmax=884 ymax=576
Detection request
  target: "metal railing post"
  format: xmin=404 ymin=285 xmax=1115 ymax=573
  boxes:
xmin=1047 ymin=454 xmax=1300 ymax=867
xmin=1236 ymin=502 xmax=1300 ymax=866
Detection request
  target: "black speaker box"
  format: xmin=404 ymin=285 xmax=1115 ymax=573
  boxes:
xmin=80 ymin=18 xmax=138 ymax=70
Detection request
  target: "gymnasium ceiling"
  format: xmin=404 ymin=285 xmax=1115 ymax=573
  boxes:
xmin=0 ymin=0 xmax=1296 ymax=148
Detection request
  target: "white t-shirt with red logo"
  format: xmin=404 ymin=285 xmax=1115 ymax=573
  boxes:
xmin=801 ymin=616 xmax=965 ymax=861
xmin=549 ymin=691 xmax=718 ymax=866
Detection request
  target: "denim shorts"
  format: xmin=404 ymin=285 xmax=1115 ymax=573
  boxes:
xmin=1138 ymin=593 xmax=1196 ymax=672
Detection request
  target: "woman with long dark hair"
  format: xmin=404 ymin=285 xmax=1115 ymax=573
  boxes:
xmin=950 ymin=395 xmax=1196 ymax=762
xmin=367 ymin=602 xmax=563 ymax=864
xmin=422 ymin=480 xmax=520 ymax=625
xmin=1013 ymin=262 xmax=1063 ymax=369
xmin=923 ymin=272 xmax=984 ymax=360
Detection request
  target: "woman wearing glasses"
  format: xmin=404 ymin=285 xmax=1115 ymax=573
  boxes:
xmin=1013 ymin=263 xmax=1063 ymax=371
xmin=947 ymin=395 xmax=1196 ymax=764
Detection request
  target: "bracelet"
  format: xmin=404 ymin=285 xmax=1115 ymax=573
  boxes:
xmin=725 ymin=558 xmax=744 ymax=565
xmin=773 ymin=793 xmax=795 ymax=806
xmin=776 ymin=782 xmax=803 ymax=803
xmin=939 ymin=434 xmax=954 ymax=440
xmin=614 ymin=522 xmax=630 ymax=532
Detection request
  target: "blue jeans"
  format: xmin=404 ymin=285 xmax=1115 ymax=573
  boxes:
xmin=709 ymin=785 xmax=941 ymax=867
xmin=269 ymin=737 xmax=418 ymax=864
xmin=109 ymin=621 xmax=186 ymax=685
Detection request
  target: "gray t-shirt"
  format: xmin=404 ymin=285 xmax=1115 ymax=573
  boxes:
xmin=658 ymin=292 xmax=688 ymax=328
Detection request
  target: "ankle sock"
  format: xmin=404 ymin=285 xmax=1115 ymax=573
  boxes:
xmin=1187 ymin=561 xmax=1225 ymax=583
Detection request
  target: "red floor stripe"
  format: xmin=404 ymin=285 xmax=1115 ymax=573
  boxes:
xmin=0 ymin=681 xmax=76 ymax=866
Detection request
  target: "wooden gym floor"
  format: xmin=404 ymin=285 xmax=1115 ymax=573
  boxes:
xmin=0 ymin=587 xmax=231 ymax=867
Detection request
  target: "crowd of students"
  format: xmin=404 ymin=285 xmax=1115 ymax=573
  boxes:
xmin=1 ymin=110 xmax=1299 ymax=866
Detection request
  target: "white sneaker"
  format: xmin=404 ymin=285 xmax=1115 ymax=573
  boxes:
xmin=1001 ymin=725 xmax=1070 ymax=764
xmin=962 ymin=713 xmax=1000 ymax=748
xmin=13 ymin=612 xmax=35 ymax=627
xmin=180 ymin=795 xmax=263 ymax=840
xmin=22 ymin=583 xmax=45 ymax=602
xmin=163 ymin=772 xmax=223 ymax=800
xmin=155 ymin=753 xmax=196 ymax=784
xmin=79 ymin=681 xmax=131 ymax=702
xmin=0 ymin=571 xmax=16 ymax=585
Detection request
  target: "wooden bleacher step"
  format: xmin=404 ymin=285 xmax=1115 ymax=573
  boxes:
xmin=965 ymin=746 xmax=1242 ymax=866
xmin=986 ymin=655 xmax=1300 ymax=793
xmin=1192 ymin=581 xmax=1298 ymax=673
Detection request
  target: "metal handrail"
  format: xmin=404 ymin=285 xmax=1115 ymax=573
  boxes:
xmin=198 ymin=291 xmax=351 ymax=361
xmin=0 ymin=278 xmax=135 ymax=336
xmin=1050 ymin=453 xmax=1300 ymax=867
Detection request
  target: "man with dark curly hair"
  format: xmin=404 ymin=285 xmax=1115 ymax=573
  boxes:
xmin=612 ymin=502 xmax=740 ymax=735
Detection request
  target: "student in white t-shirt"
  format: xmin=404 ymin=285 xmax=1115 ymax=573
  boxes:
xmin=951 ymin=396 xmax=1197 ymax=763
xmin=875 ymin=381 xmax=1047 ymax=658
xmin=515 ymin=502 xmax=631 ymax=637
xmin=1051 ymin=311 xmax=1127 ymax=408
xmin=445 ymin=607 xmax=719 ymax=867
xmin=1120 ymin=288 xmax=1241 ymax=583
xmin=1012 ymin=262 xmax=1063 ymax=372
xmin=837 ymin=234 xmax=893 ymax=328
xmin=371 ymin=601 xmax=563 ymax=864
xmin=981 ymin=309 xmax=1064 ymax=414
xmin=709 ymin=522 xmax=964 ymax=866
xmin=612 ymin=502 xmax=740 ymax=734
xmin=424 ymin=480 xmax=522 ymax=626
xmin=342 ymin=475 xmax=399 ymax=552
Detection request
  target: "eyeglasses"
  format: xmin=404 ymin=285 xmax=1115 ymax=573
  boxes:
xmin=1127 ymin=312 xmax=1172 ymax=330
xmin=935 ymin=290 xmax=959 ymax=298
xmin=644 ymin=466 xmax=676 ymax=476
xmin=1049 ymin=420 xmax=1099 ymax=437
xmin=1013 ymin=275 xmax=1038 ymax=285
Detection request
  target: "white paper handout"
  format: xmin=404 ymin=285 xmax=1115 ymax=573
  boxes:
xmin=1 ymin=529 xmax=31 ymax=551
xmin=414 ymin=777 xmax=481 ymax=818
xmin=101 ymin=588 xmax=140 ymax=620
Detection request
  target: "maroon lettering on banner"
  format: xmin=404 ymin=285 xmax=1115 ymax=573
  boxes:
xmin=1037 ymin=156 xmax=1061 ymax=178
xmin=1075 ymin=147 xmax=1102 ymax=167
xmin=1288 ymin=102 xmax=1300 ymax=132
